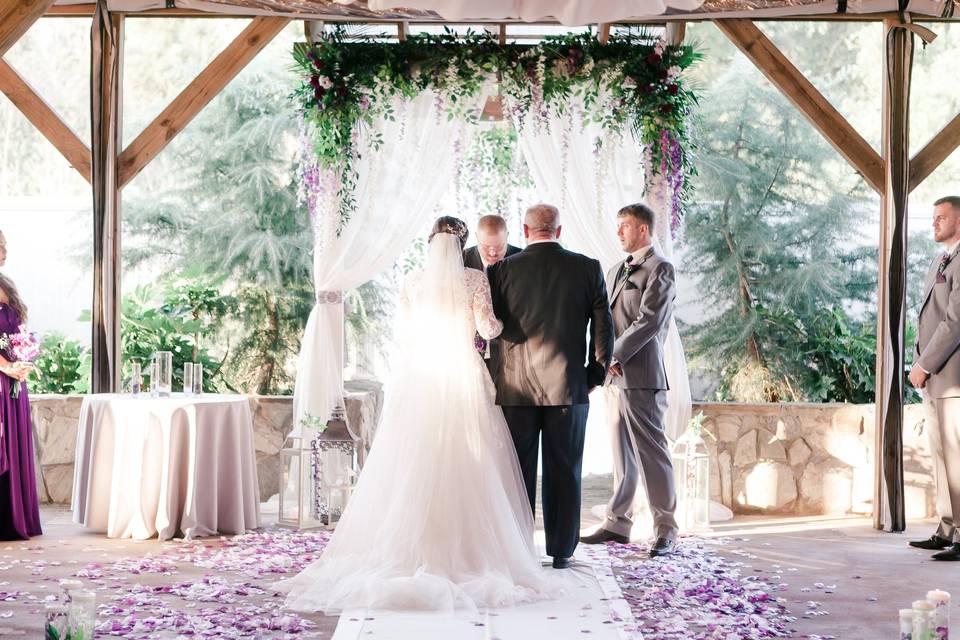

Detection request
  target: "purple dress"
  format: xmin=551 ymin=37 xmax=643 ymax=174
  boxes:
xmin=0 ymin=303 xmax=41 ymax=539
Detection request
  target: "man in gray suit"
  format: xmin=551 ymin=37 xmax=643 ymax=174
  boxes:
xmin=581 ymin=203 xmax=678 ymax=558
xmin=910 ymin=195 xmax=960 ymax=561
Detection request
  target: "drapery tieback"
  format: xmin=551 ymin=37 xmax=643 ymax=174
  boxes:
xmin=316 ymin=290 xmax=343 ymax=304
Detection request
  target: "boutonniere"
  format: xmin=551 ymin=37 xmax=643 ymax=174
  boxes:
xmin=622 ymin=257 xmax=640 ymax=277
xmin=937 ymin=252 xmax=953 ymax=284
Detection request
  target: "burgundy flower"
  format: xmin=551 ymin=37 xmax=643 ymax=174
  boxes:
xmin=659 ymin=103 xmax=673 ymax=114
xmin=667 ymin=83 xmax=680 ymax=95
xmin=309 ymin=74 xmax=320 ymax=89
xmin=313 ymin=59 xmax=326 ymax=71
xmin=646 ymin=52 xmax=663 ymax=65
xmin=659 ymin=68 xmax=670 ymax=80
xmin=335 ymin=86 xmax=348 ymax=98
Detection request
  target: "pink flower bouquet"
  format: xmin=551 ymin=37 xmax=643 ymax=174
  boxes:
xmin=0 ymin=325 xmax=40 ymax=398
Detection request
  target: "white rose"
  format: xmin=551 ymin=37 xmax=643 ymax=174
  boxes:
xmin=319 ymin=76 xmax=334 ymax=89
xmin=667 ymin=66 xmax=681 ymax=80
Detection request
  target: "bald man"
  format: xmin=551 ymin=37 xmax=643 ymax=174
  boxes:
xmin=487 ymin=204 xmax=613 ymax=569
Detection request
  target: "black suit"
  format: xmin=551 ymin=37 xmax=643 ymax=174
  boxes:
xmin=462 ymin=244 xmax=522 ymax=271
xmin=462 ymin=243 xmax=522 ymax=376
xmin=487 ymin=241 xmax=613 ymax=559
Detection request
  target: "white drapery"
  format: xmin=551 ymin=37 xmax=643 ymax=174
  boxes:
xmin=367 ymin=0 xmax=705 ymax=25
xmin=293 ymin=91 xmax=474 ymax=436
xmin=514 ymin=98 xmax=692 ymax=442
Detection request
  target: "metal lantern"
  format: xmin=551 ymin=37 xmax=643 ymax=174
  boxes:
xmin=278 ymin=406 xmax=359 ymax=530
xmin=671 ymin=413 xmax=711 ymax=532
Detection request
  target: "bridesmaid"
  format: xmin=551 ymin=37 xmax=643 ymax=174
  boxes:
xmin=0 ymin=244 xmax=42 ymax=539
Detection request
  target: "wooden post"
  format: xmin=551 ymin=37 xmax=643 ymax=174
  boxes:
xmin=599 ymin=23 xmax=611 ymax=44
xmin=874 ymin=16 xmax=914 ymax=532
xmin=90 ymin=1 xmax=123 ymax=393
xmin=666 ymin=21 xmax=686 ymax=45
xmin=304 ymin=19 xmax=324 ymax=44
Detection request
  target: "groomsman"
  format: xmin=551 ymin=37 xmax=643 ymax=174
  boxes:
xmin=463 ymin=215 xmax=521 ymax=375
xmin=581 ymin=203 xmax=678 ymax=558
xmin=463 ymin=215 xmax=521 ymax=271
xmin=910 ymin=196 xmax=960 ymax=561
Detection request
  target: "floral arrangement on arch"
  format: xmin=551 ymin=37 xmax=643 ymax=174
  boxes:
xmin=293 ymin=28 xmax=701 ymax=235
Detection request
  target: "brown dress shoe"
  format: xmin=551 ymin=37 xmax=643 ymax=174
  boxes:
xmin=580 ymin=529 xmax=629 ymax=545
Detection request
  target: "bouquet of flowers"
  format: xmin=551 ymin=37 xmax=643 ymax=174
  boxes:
xmin=0 ymin=325 xmax=40 ymax=398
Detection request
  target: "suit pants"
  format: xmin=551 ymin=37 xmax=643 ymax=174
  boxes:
xmin=924 ymin=393 xmax=960 ymax=542
xmin=603 ymin=387 xmax=678 ymax=540
xmin=501 ymin=404 xmax=588 ymax=560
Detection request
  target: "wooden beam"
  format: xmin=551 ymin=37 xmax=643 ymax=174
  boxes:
xmin=0 ymin=59 xmax=91 ymax=182
xmin=666 ymin=21 xmax=686 ymax=45
xmin=910 ymin=111 xmax=960 ymax=192
xmin=304 ymin=19 xmax=324 ymax=43
xmin=0 ymin=0 xmax=57 ymax=57
xmin=715 ymin=19 xmax=884 ymax=193
xmin=397 ymin=20 xmax=409 ymax=41
xmin=117 ymin=16 xmax=289 ymax=189
xmin=598 ymin=23 xmax=611 ymax=44
xmin=499 ymin=23 xmax=507 ymax=45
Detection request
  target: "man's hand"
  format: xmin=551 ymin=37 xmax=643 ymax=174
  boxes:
xmin=909 ymin=365 xmax=929 ymax=389
xmin=608 ymin=363 xmax=623 ymax=377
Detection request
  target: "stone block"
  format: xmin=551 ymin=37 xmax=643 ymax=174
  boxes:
xmin=775 ymin=416 xmax=802 ymax=441
xmin=788 ymin=439 xmax=812 ymax=467
xmin=735 ymin=461 xmax=797 ymax=512
xmin=734 ymin=430 xmax=757 ymax=467
xmin=33 ymin=415 xmax=79 ymax=466
xmin=40 ymin=463 xmax=74 ymax=504
xmin=758 ymin=434 xmax=787 ymax=462
xmin=822 ymin=432 xmax=869 ymax=468
xmin=718 ymin=450 xmax=732 ymax=508
xmin=715 ymin=416 xmax=741 ymax=443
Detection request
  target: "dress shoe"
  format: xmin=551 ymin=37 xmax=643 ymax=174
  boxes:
xmin=909 ymin=534 xmax=952 ymax=550
xmin=932 ymin=543 xmax=960 ymax=561
xmin=580 ymin=529 xmax=629 ymax=545
xmin=649 ymin=537 xmax=675 ymax=558
xmin=551 ymin=556 xmax=572 ymax=569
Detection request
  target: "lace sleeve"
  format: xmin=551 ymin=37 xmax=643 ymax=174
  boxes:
xmin=471 ymin=272 xmax=503 ymax=340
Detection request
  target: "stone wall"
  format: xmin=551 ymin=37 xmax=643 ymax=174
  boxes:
xmin=694 ymin=402 xmax=934 ymax=518
xmin=27 ymin=394 xmax=937 ymax=518
xmin=29 ymin=381 xmax=383 ymax=505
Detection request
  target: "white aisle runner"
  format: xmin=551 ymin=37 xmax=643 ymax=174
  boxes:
xmin=331 ymin=546 xmax=640 ymax=640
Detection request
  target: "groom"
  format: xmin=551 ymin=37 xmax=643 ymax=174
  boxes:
xmin=487 ymin=203 xmax=613 ymax=569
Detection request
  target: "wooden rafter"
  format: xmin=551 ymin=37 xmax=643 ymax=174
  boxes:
xmin=0 ymin=0 xmax=56 ymax=57
xmin=909 ymin=112 xmax=960 ymax=192
xmin=0 ymin=59 xmax=91 ymax=182
xmin=715 ymin=18 xmax=885 ymax=193
xmin=117 ymin=16 xmax=290 ymax=189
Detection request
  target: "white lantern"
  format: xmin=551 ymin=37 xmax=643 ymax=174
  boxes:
xmin=671 ymin=412 xmax=711 ymax=532
xmin=278 ymin=407 xmax=359 ymax=530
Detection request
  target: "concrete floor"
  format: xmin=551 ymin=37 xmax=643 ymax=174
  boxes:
xmin=2 ymin=477 xmax=956 ymax=639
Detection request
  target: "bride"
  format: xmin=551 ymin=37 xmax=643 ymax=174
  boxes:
xmin=279 ymin=216 xmax=562 ymax=613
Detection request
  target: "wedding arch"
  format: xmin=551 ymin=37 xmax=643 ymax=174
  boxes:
xmin=290 ymin=28 xmax=702 ymax=443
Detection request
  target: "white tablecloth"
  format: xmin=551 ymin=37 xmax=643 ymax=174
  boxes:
xmin=71 ymin=393 xmax=261 ymax=540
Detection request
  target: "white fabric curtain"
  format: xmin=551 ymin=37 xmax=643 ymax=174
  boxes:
xmin=367 ymin=0 xmax=705 ymax=24
xmin=293 ymin=90 xmax=474 ymax=436
xmin=514 ymin=98 xmax=692 ymax=442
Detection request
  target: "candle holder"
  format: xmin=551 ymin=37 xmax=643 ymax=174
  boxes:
xmin=671 ymin=411 xmax=712 ymax=532
xmin=154 ymin=351 xmax=173 ymax=397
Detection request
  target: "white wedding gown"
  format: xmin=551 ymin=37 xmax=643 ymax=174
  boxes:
xmin=279 ymin=233 xmax=562 ymax=613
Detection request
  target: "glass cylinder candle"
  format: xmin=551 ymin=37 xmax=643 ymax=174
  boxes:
xmin=44 ymin=603 xmax=69 ymax=640
xmin=149 ymin=360 xmax=159 ymax=398
xmin=58 ymin=578 xmax=83 ymax=604
xmin=192 ymin=362 xmax=204 ymax=395
xmin=67 ymin=589 xmax=95 ymax=640
xmin=928 ymin=590 xmax=950 ymax=640
xmin=130 ymin=362 xmax=141 ymax=395
xmin=183 ymin=363 xmax=194 ymax=396
xmin=154 ymin=351 xmax=173 ymax=396
xmin=903 ymin=608 xmax=917 ymax=640
xmin=916 ymin=600 xmax=937 ymax=640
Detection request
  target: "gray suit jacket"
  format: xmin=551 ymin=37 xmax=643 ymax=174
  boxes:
xmin=917 ymin=246 xmax=960 ymax=398
xmin=605 ymin=246 xmax=675 ymax=390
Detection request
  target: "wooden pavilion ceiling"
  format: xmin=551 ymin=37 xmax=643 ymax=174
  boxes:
xmin=48 ymin=0 xmax=953 ymax=21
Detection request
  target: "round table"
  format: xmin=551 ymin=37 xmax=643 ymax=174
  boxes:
xmin=71 ymin=393 xmax=262 ymax=540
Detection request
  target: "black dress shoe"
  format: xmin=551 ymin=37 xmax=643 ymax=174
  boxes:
xmin=649 ymin=537 xmax=675 ymax=558
xmin=580 ymin=529 xmax=629 ymax=545
xmin=932 ymin=543 xmax=960 ymax=561
xmin=551 ymin=556 xmax=572 ymax=569
xmin=910 ymin=535 xmax=952 ymax=550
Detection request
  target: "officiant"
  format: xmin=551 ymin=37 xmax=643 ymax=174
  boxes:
xmin=464 ymin=215 xmax=521 ymax=376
